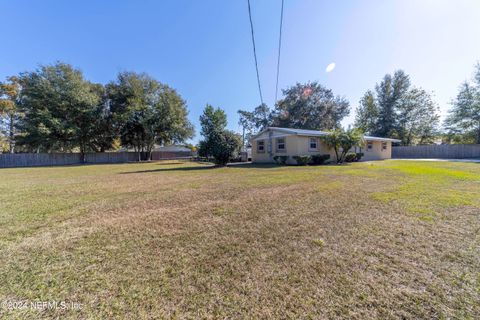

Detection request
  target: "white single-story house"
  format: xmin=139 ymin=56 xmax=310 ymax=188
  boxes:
xmin=250 ymin=127 xmax=400 ymax=164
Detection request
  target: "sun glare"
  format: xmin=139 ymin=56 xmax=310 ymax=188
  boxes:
xmin=326 ymin=63 xmax=336 ymax=73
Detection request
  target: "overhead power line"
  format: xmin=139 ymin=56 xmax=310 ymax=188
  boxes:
xmin=247 ymin=0 xmax=264 ymax=105
xmin=274 ymin=0 xmax=285 ymax=103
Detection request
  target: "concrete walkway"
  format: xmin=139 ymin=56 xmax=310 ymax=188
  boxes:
xmin=393 ymin=158 xmax=480 ymax=163
xmin=227 ymin=161 xmax=252 ymax=166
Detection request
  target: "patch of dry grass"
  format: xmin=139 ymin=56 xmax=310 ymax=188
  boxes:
xmin=0 ymin=160 xmax=479 ymax=319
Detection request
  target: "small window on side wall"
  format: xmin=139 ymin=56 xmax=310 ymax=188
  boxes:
xmin=382 ymin=142 xmax=388 ymax=151
xmin=257 ymin=140 xmax=265 ymax=153
xmin=367 ymin=141 xmax=373 ymax=151
xmin=276 ymin=138 xmax=286 ymax=152
xmin=309 ymin=137 xmax=318 ymax=150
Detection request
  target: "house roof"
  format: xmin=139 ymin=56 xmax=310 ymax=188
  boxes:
xmin=251 ymin=127 xmax=401 ymax=143
xmin=363 ymin=136 xmax=401 ymax=142
xmin=153 ymin=145 xmax=191 ymax=152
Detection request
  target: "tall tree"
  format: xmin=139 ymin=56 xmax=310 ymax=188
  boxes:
xmin=445 ymin=64 xmax=480 ymax=144
xmin=0 ymin=76 xmax=23 ymax=153
xmin=374 ymin=70 xmax=410 ymax=137
xmin=397 ymin=88 xmax=440 ymax=145
xmin=354 ymin=90 xmax=378 ymax=135
xmin=88 ymin=83 xmax=116 ymax=152
xmin=198 ymin=105 xmax=241 ymax=165
xmin=238 ymin=103 xmax=271 ymax=132
xmin=198 ymin=104 xmax=227 ymax=159
xmin=154 ymin=84 xmax=195 ymax=147
xmin=107 ymin=72 xmax=193 ymax=160
xmin=356 ymin=70 xmax=439 ymax=145
xmin=199 ymin=104 xmax=227 ymax=138
xmin=17 ymin=62 xmax=111 ymax=159
xmin=237 ymin=82 xmax=349 ymax=142
xmin=238 ymin=103 xmax=271 ymax=148
xmin=271 ymin=82 xmax=350 ymax=130
xmin=107 ymin=72 xmax=157 ymax=160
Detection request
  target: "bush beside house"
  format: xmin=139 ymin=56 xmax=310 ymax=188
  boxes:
xmin=274 ymin=154 xmax=331 ymax=166
xmin=311 ymin=154 xmax=330 ymax=165
xmin=273 ymin=155 xmax=289 ymax=165
xmin=293 ymin=155 xmax=311 ymax=166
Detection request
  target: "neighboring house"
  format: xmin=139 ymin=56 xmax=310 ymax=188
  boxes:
xmin=250 ymin=127 xmax=400 ymax=164
xmin=152 ymin=144 xmax=195 ymax=160
xmin=118 ymin=144 xmax=192 ymax=153
xmin=240 ymin=147 xmax=252 ymax=162
xmin=153 ymin=145 xmax=191 ymax=152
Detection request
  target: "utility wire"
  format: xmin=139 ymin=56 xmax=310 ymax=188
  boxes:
xmin=274 ymin=0 xmax=285 ymax=103
xmin=247 ymin=0 xmax=264 ymax=105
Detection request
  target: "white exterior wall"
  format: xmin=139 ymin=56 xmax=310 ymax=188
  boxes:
xmin=362 ymin=140 xmax=392 ymax=161
xmin=251 ymin=129 xmax=394 ymax=163
xmin=251 ymin=131 xmax=335 ymax=164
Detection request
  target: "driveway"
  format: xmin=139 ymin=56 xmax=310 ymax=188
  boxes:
xmin=393 ymin=158 xmax=480 ymax=163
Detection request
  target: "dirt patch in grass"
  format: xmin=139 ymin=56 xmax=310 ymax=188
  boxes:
xmin=0 ymin=160 xmax=479 ymax=319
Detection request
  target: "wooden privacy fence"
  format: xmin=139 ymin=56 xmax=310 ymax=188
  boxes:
xmin=0 ymin=151 xmax=192 ymax=168
xmin=151 ymin=151 xmax=192 ymax=160
xmin=392 ymin=144 xmax=480 ymax=159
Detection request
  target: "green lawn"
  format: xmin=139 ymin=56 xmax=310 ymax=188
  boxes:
xmin=0 ymin=160 xmax=479 ymax=319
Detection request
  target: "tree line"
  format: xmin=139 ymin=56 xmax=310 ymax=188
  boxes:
xmin=1 ymin=62 xmax=480 ymax=161
xmin=0 ymin=62 xmax=194 ymax=160
xmin=238 ymin=64 xmax=480 ymax=146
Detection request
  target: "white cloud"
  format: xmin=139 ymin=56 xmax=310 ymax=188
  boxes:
xmin=326 ymin=62 xmax=336 ymax=73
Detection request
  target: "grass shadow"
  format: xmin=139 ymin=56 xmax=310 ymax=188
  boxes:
xmin=120 ymin=162 xmax=284 ymax=174
xmin=154 ymin=161 xmax=189 ymax=166
xmin=120 ymin=165 xmax=215 ymax=174
xmin=227 ymin=163 xmax=280 ymax=169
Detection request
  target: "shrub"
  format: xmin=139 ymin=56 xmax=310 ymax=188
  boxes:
xmin=273 ymin=155 xmax=289 ymax=165
xmin=345 ymin=153 xmax=357 ymax=162
xmin=355 ymin=152 xmax=364 ymax=161
xmin=311 ymin=154 xmax=330 ymax=165
xmin=199 ymin=130 xmax=242 ymax=166
xmin=321 ymin=128 xmax=365 ymax=163
xmin=293 ymin=155 xmax=311 ymax=166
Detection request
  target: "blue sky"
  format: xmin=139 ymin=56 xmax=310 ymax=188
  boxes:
xmin=1 ymin=0 xmax=480 ymax=143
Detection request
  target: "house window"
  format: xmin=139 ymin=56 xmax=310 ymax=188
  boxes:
xmin=367 ymin=141 xmax=373 ymax=151
xmin=382 ymin=142 xmax=388 ymax=151
xmin=309 ymin=137 xmax=318 ymax=150
xmin=257 ymin=140 xmax=265 ymax=153
xmin=276 ymin=138 xmax=286 ymax=152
